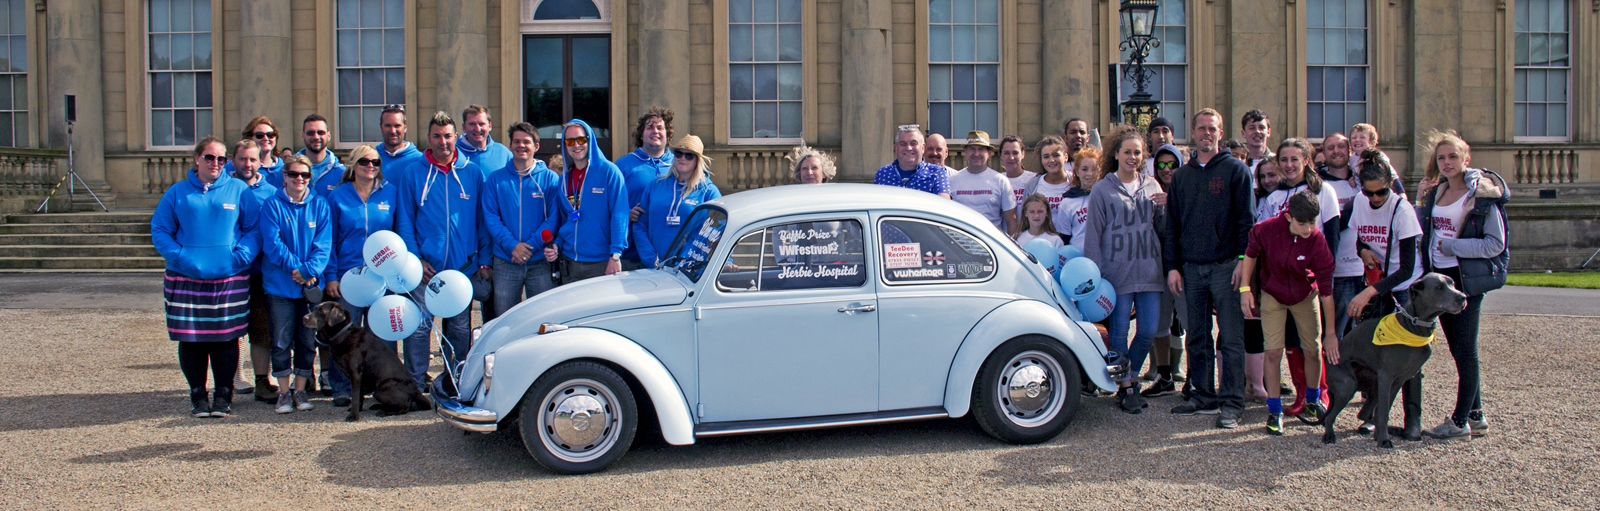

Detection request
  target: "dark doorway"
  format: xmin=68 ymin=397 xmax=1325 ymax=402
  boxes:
xmin=524 ymin=34 xmax=612 ymax=161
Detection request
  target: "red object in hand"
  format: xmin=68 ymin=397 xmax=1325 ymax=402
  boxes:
xmin=1365 ymin=266 xmax=1382 ymax=286
xmin=541 ymin=229 xmax=555 ymax=245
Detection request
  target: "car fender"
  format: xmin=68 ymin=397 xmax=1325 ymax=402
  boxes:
xmin=942 ymin=300 xmax=1115 ymax=418
xmin=482 ymin=327 xmax=696 ymax=446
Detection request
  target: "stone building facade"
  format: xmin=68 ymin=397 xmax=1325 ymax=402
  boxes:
xmin=0 ymin=0 xmax=1595 ymax=214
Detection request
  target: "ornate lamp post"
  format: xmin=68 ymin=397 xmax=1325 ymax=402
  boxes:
xmin=1119 ymin=0 xmax=1162 ymax=132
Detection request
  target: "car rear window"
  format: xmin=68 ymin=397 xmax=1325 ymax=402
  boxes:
xmin=879 ymin=217 xmax=996 ymax=284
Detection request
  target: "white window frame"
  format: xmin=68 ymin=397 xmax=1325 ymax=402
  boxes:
xmin=927 ymin=0 xmax=1002 ymax=141
xmin=1116 ymin=0 xmax=1188 ymax=142
xmin=1513 ymin=0 xmax=1572 ymax=142
xmin=334 ymin=0 xmax=407 ymax=147
xmin=1305 ymin=0 xmax=1370 ymax=140
xmin=145 ymin=0 xmax=216 ymax=151
xmin=726 ymin=0 xmax=804 ymax=145
xmin=520 ymin=0 xmax=612 ymax=34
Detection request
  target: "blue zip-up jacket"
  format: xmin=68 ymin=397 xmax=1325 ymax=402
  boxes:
xmin=632 ymin=174 xmax=722 ymax=266
xmin=380 ymin=141 xmax=425 ymax=184
xmin=483 ymin=159 xmax=562 ymax=264
xmin=615 ymin=147 xmax=673 ymax=262
xmin=238 ymin=174 xmax=279 ymax=274
xmin=394 ymin=149 xmax=490 ymax=273
xmin=553 ymin=119 xmax=630 ymax=262
xmin=327 ymin=179 xmax=398 ymax=284
xmin=260 ymin=188 xmax=333 ymax=299
xmin=152 ymin=171 xmax=263 ymax=279
xmin=224 ymin=155 xmax=285 ymax=190
xmin=457 ymin=134 xmax=513 ymax=183
xmin=295 ymin=148 xmax=348 ymax=196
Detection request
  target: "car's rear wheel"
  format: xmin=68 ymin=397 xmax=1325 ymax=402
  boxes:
xmin=971 ymin=336 xmax=1081 ymax=443
xmin=519 ymin=361 xmax=638 ymax=474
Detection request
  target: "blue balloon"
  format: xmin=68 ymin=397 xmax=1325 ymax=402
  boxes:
xmin=340 ymin=266 xmax=388 ymax=308
xmin=384 ymin=253 xmax=423 ymax=294
xmin=1054 ymin=245 xmax=1084 ymax=271
xmin=1075 ymin=278 xmax=1117 ymax=322
xmin=423 ymin=269 xmax=473 ymax=318
xmin=1022 ymin=238 xmax=1059 ymax=275
xmin=1058 ymin=257 xmax=1102 ymax=301
xmin=367 ymin=294 xmax=422 ymax=342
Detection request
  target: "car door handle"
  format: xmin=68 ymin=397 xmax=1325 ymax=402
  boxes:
xmin=838 ymin=304 xmax=876 ymax=313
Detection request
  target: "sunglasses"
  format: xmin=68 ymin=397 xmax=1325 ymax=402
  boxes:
xmin=1361 ymin=186 xmax=1392 ymax=197
xmin=200 ymin=154 xmax=226 ymax=164
xmin=1155 ymin=161 xmax=1178 ymax=170
xmin=284 ymin=170 xmax=313 ymax=180
xmin=671 ymin=150 xmax=698 ymax=161
xmin=252 ymin=131 xmax=277 ymax=139
xmin=305 ymin=130 xmax=328 ymax=136
xmin=564 ymin=136 xmax=589 ymax=147
xmin=356 ymin=158 xmax=381 ymax=167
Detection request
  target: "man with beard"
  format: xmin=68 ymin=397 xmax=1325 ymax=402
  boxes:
xmin=1142 ymin=117 xmax=1175 ymax=176
xmin=924 ymin=133 xmax=959 ymax=179
xmin=378 ymin=105 xmax=424 ymax=182
xmin=1063 ymin=118 xmax=1091 ymax=171
xmin=231 ymin=139 xmax=278 ymax=401
xmin=297 ymin=114 xmax=347 ymax=196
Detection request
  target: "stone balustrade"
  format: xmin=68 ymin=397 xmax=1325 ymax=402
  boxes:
xmin=0 ymin=150 xmax=66 ymax=197
xmin=1514 ymin=148 xmax=1581 ymax=184
xmin=143 ymin=156 xmax=195 ymax=194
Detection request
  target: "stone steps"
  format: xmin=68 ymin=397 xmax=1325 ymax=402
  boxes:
xmin=0 ymin=256 xmax=167 ymax=270
xmin=0 ymin=210 xmax=163 ymax=271
xmin=0 ymin=222 xmax=152 ymax=235
xmin=0 ymin=245 xmax=161 ymax=258
xmin=0 ymin=233 xmax=153 ymax=245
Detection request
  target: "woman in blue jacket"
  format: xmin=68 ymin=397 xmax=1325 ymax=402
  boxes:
xmin=261 ymin=155 xmax=333 ymax=415
xmin=151 ymin=136 xmax=262 ymax=418
xmin=632 ymin=135 xmax=722 ymax=267
xmin=322 ymin=144 xmax=396 ymax=405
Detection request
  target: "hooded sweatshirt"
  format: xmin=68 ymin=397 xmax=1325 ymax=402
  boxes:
xmin=1420 ymin=168 xmax=1509 ymax=296
xmin=482 ymin=158 xmax=562 ymax=264
xmin=393 ymin=147 xmax=490 ymax=274
xmin=327 ymin=179 xmax=398 ymax=283
xmin=1083 ymin=171 xmax=1167 ymax=295
xmin=224 ymin=155 xmax=285 ymax=191
xmin=152 ymin=170 xmax=263 ymax=280
xmin=632 ymin=173 xmax=723 ymax=266
xmin=456 ymin=134 xmax=513 ymax=183
xmin=552 ymin=119 xmax=630 ymax=262
xmin=296 ymin=147 xmax=348 ymax=196
xmin=1162 ymin=150 xmax=1254 ymax=272
xmin=380 ymin=140 xmax=425 ymax=183
xmin=616 ymin=147 xmax=674 ymax=262
xmin=237 ymin=172 xmax=279 ymax=275
xmin=261 ymin=187 xmax=333 ymax=299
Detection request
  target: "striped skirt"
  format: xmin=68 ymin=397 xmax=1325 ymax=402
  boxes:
xmin=163 ymin=270 xmax=252 ymax=343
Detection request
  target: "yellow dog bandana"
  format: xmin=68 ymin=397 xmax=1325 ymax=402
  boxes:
xmin=1372 ymin=313 xmax=1435 ymax=347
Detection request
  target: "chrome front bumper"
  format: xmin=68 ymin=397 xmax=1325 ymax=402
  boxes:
xmin=432 ymin=377 xmax=498 ymax=433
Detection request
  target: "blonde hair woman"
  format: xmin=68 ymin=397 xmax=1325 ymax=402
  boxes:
xmin=789 ymin=145 xmax=838 ymax=184
xmin=631 ymin=135 xmax=724 ymax=266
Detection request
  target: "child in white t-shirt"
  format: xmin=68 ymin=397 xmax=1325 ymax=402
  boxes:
xmin=1013 ymin=193 xmax=1064 ymax=249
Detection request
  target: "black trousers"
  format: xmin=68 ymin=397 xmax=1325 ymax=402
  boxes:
xmin=178 ymin=341 xmax=239 ymax=391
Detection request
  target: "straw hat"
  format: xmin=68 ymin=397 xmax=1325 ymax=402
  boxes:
xmin=669 ymin=134 xmax=712 ymax=163
xmin=963 ymin=130 xmax=995 ymax=151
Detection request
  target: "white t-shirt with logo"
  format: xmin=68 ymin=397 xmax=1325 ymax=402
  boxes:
xmin=1005 ymin=170 xmax=1039 ymax=209
xmin=1057 ymin=193 xmax=1091 ymax=250
xmin=1256 ymin=183 xmax=1341 ymax=227
xmin=1429 ymin=195 xmax=1468 ymax=269
xmin=1351 ymin=195 xmax=1424 ymax=288
xmin=1015 ymin=230 xmax=1063 ymax=250
xmin=948 ymin=168 xmax=1016 ymax=231
xmin=1031 ymin=177 xmax=1073 ymax=236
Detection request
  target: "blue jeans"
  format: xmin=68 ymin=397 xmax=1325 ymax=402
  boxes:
xmin=404 ymin=285 xmax=472 ymax=389
xmin=1332 ymin=276 xmax=1365 ymax=338
xmin=1182 ymin=260 xmax=1246 ymax=413
xmin=267 ymin=295 xmax=315 ymax=379
xmin=492 ymin=256 xmax=555 ymax=317
xmin=1109 ymin=291 xmax=1162 ymax=384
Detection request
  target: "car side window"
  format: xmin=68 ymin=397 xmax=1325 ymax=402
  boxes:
xmin=879 ymin=217 xmax=996 ymax=284
xmin=716 ymin=220 xmax=867 ymax=292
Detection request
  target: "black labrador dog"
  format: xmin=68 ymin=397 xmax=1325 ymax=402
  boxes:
xmin=1323 ymin=272 xmax=1468 ymax=448
xmin=304 ymin=302 xmax=432 ymax=422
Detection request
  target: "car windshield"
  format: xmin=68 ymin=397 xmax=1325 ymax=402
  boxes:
xmin=659 ymin=206 xmax=728 ymax=283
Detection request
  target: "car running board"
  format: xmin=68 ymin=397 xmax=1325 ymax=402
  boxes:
xmin=694 ymin=406 xmax=949 ymax=437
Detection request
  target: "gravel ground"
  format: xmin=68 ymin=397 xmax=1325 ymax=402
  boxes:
xmin=1 ymin=309 xmax=1597 ymax=509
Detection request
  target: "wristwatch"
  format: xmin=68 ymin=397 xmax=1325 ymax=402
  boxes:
xmin=610 ymin=253 xmax=621 ymax=261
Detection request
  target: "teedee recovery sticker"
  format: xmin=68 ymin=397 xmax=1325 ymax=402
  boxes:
xmin=883 ymin=243 xmax=921 ymax=269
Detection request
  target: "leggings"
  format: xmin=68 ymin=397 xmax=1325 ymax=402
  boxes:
xmin=178 ymin=341 xmax=239 ymax=391
xmin=1435 ymin=266 xmax=1485 ymax=422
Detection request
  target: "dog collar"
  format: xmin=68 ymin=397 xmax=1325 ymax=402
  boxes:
xmin=315 ymin=316 xmax=364 ymax=347
xmin=1373 ymin=313 xmax=1435 ymax=348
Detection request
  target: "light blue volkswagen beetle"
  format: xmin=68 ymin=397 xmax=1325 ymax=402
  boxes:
xmin=433 ymin=183 xmax=1119 ymax=473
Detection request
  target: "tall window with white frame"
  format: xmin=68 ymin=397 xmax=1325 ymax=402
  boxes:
xmin=336 ymin=0 xmax=405 ymax=144
xmin=1306 ymin=0 xmax=1368 ymax=139
xmin=0 ymin=0 xmax=26 ymax=147
xmin=1514 ymin=0 xmax=1570 ymax=140
xmin=928 ymin=0 xmax=998 ymax=140
xmin=729 ymin=0 xmax=802 ymax=141
xmin=1118 ymin=0 xmax=1186 ymax=140
xmin=148 ymin=0 xmax=213 ymax=149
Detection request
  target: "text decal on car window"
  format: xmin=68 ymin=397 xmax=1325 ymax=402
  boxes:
xmin=880 ymin=218 xmax=997 ymax=284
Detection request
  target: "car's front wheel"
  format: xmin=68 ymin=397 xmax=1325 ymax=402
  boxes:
xmin=971 ymin=336 xmax=1081 ymax=443
xmin=519 ymin=361 xmax=638 ymax=474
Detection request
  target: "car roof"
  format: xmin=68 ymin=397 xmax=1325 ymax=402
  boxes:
xmin=711 ymin=183 xmax=996 ymax=232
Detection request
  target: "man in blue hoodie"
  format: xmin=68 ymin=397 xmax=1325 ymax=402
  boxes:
xmin=297 ymin=114 xmax=347 ymax=196
xmin=393 ymin=111 xmax=490 ymax=391
xmin=231 ymin=138 xmax=281 ymax=401
xmin=483 ymin=122 xmax=562 ymax=315
xmin=457 ymin=104 xmax=514 ymax=179
xmin=379 ymin=105 xmax=424 ymax=183
xmin=616 ymin=107 xmax=674 ymax=270
xmin=548 ymin=119 xmax=629 ymax=281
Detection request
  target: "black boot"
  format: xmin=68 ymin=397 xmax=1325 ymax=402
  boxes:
xmin=255 ymin=376 xmax=277 ymax=402
xmin=190 ymin=388 xmax=211 ymax=418
xmin=211 ymin=386 xmax=233 ymax=417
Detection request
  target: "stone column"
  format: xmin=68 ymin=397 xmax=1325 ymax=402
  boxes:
xmin=1408 ymin=0 xmax=1462 ymax=177
xmin=437 ymin=0 xmax=490 ymax=116
xmin=239 ymin=0 xmax=292 ymax=140
xmin=638 ymin=0 xmax=690 ymax=133
xmin=840 ymin=0 xmax=893 ymax=182
xmin=45 ymin=2 xmax=105 ymax=185
xmin=1041 ymin=0 xmax=1094 ymax=134
xmin=1228 ymin=0 xmax=1288 ymax=142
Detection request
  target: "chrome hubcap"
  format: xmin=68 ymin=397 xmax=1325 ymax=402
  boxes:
xmin=538 ymin=379 xmax=621 ymax=463
xmin=997 ymin=350 xmax=1065 ymax=428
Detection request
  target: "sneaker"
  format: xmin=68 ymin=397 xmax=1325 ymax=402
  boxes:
xmin=233 ymin=377 xmax=253 ymax=395
xmin=1217 ymin=410 xmax=1241 ymax=429
xmin=275 ymin=393 xmax=294 ymax=414
xmin=209 ymin=387 xmax=233 ymax=418
xmin=189 ymin=389 xmax=211 ymax=418
xmin=293 ymin=390 xmax=314 ymax=411
xmin=1119 ymin=387 xmax=1146 ymax=414
xmin=1297 ymin=401 xmax=1327 ymax=425
xmin=332 ymin=395 xmax=352 ymax=407
xmin=1423 ymin=420 xmax=1471 ymax=439
xmin=1265 ymin=413 xmax=1284 ymax=435
xmin=1141 ymin=378 xmax=1178 ymax=397
xmin=319 ymin=371 xmax=333 ymax=397
xmin=1171 ymin=370 xmax=1186 ymax=383
xmin=1356 ymin=422 xmax=1376 ymax=436
xmin=1171 ymin=399 xmax=1220 ymax=415
xmin=1468 ymin=416 xmax=1489 ymax=436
